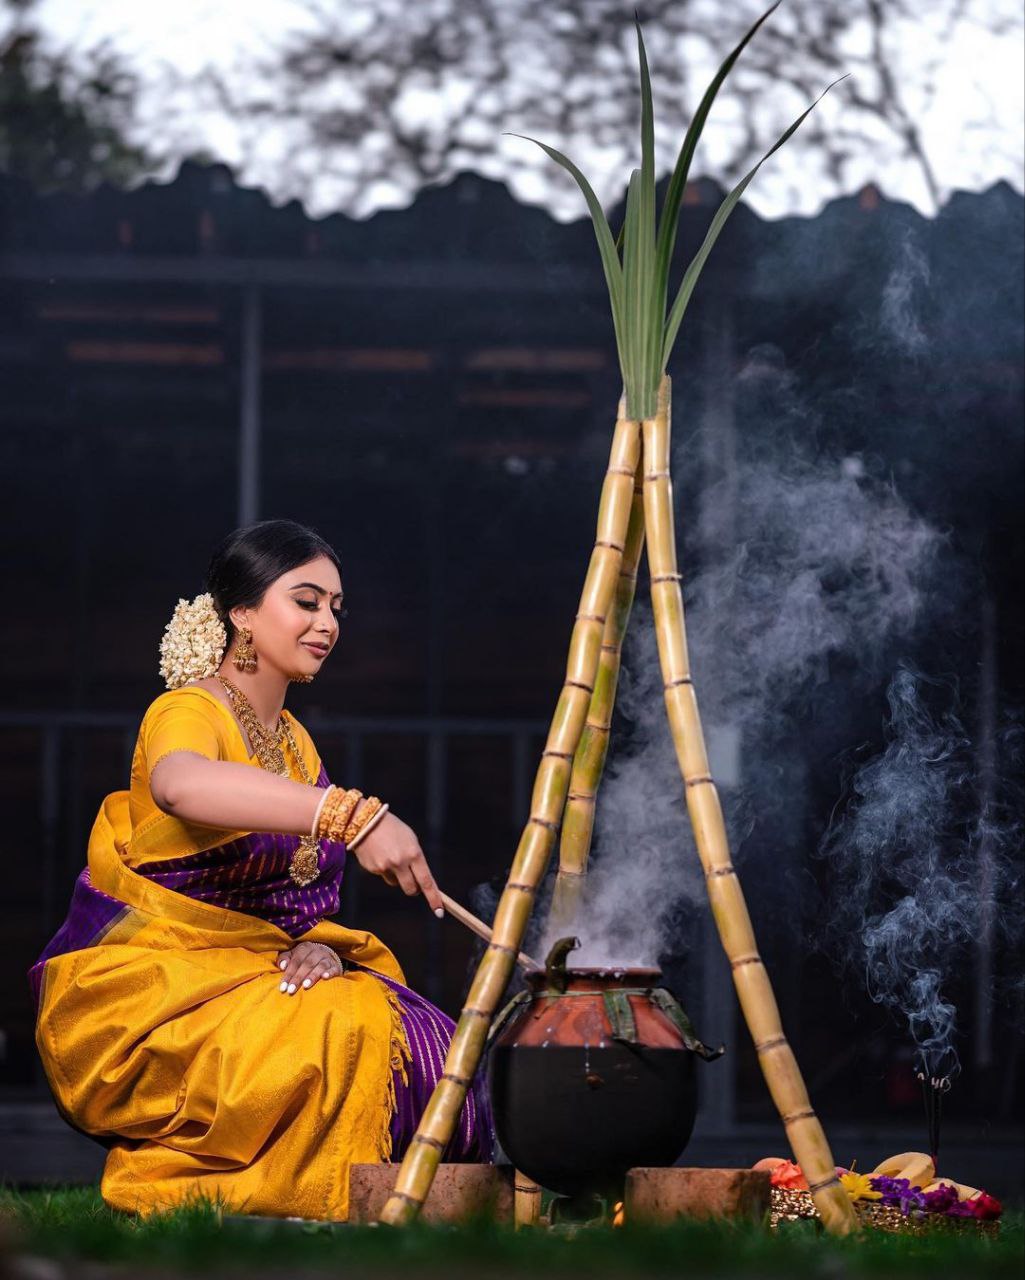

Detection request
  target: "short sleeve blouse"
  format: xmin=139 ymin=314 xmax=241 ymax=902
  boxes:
xmin=144 ymin=689 xmax=226 ymax=770
xmin=125 ymin=685 xmax=321 ymax=868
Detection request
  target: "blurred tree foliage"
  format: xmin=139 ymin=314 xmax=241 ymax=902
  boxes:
xmin=0 ymin=0 xmax=153 ymax=192
xmin=204 ymin=0 xmax=1019 ymax=220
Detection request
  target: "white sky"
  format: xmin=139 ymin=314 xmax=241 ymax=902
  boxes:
xmin=31 ymin=0 xmax=1025 ymax=221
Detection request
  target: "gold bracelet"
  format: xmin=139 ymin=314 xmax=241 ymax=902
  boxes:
xmin=310 ymin=784 xmax=337 ymax=839
xmin=343 ymin=796 xmax=383 ymax=844
xmin=344 ymin=796 xmax=382 ymax=841
xmin=320 ymin=788 xmax=364 ymax=843
xmin=316 ymin=786 xmax=347 ymax=839
xmin=321 ymin=794 xmax=361 ymax=843
xmin=315 ymin=787 xmax=344 ymax=838
xmin=346 ymin=802 xmax=390 ymax=850
xmin=319 ymin=786 xmax=360 ymax=833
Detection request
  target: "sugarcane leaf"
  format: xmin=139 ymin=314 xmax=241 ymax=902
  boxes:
xmin=506 ymin=132 xmax=625 ymax=349
xmin=635 ymin=16 xmax=660 ymax=409
xmin=636 ymin=16 xmax=655 ymax=206
xmin=623 ymin=168 xmax=644 ymax=413
xmin=662 ymin=74 xmax=848 ymax=368
xmin=654 ymin=2 xmax=781 ymax=322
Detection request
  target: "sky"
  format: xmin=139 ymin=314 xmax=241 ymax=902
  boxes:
xmin=29 ymin=0 xmax=1025 ymax=222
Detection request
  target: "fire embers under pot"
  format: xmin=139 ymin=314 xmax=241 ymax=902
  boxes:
xmin=486 ymin=937 xmax=723 ymax=1200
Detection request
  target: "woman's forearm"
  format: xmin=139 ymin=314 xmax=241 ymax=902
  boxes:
xmin=151 ymin=752 xmax=364 ymax=837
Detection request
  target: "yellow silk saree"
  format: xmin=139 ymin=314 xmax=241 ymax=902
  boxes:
xmin=29 ymin=688 xmax=492 ymax=1220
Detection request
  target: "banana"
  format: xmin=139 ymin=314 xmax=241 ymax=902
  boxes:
xmin=922 ymin=1178 xmax=983 ymax=1201
xmin=871 ymin=1151 xmax=921 ymax=1177
xmin=870 ymin=1151 xmax=936 ymax=1187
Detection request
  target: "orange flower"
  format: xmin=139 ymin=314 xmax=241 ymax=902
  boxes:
xmin=769 ymin=1160 xmax=809 ymax=1191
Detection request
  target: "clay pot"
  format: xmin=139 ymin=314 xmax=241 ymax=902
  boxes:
xmin=486 ymin=944 xmax=721 ymax=1199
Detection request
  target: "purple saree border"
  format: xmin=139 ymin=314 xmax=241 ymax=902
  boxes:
xmin=362 ymin=966 xmax=496 ymax=1163
xmin=28 ymin=868 xmax=127 ymax=1008
xmin=140 ymin=828 xmax=346 ymax=939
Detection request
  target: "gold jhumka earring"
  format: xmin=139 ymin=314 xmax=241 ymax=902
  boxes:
xmin=232 ymin=624 xmax=257 ymax=673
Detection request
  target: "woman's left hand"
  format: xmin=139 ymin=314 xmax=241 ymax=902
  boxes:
xmin=276 ymin=941 xmax=344 ymax=995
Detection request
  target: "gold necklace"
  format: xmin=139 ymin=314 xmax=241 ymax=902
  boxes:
xmin=216 ymin=675 xmax=321 ymax=887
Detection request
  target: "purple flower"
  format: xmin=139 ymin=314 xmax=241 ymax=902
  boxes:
xmin=869 ymin=1175 xmax=908 ymax=1204
xmin=869 ymin=1175 xmax=926 ymax=1215
xmin=922 ymin=1184 xmax=960 ymax=1215
xmin=947 ymin=1199 xmax=977 ymax=1218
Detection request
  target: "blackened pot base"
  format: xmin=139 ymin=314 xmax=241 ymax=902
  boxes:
xmin=487 ymin=1043 xmax=697 ymax=1199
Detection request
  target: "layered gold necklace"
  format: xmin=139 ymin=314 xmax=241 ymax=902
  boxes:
xmin=216 ymin=675 xmax=321 ymax=887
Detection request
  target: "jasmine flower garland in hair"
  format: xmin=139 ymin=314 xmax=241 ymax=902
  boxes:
xmin=159 ymin=593 xmax=227 ymax=690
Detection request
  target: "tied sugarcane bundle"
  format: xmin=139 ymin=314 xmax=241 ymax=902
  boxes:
xmin=379 ymin=408 xmax=644 ymax=1225
xmin=380 ymin=3 xmax=855 ymax=1233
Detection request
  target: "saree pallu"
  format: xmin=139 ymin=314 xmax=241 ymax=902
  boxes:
xmin=29 ymin=790 xmax=493 ymax=1221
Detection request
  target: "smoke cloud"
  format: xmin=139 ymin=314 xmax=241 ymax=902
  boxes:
xmin=477 ymin=195 xmax=1022 ymax=1088
xmin=815 ymin=666 xmax=1023 ymax=1076
xmin=878 ymin=229 xmax=932 ymax=356
xmin=523 ymin=346 xmax=1020 ymax=1079
xmin=532 ymin=352 xmax=951 ymax=966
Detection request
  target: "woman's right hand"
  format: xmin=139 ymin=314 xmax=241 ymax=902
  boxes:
xmin=350 ymin=810 xmax=444 ymax=916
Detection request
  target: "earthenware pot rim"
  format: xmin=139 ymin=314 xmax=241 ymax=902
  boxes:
xmin=526 ymin=964 xmax=664 ymax=986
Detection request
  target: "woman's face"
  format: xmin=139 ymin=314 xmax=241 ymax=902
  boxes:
xmin=231 ymin=554 xmax=343 ymax=679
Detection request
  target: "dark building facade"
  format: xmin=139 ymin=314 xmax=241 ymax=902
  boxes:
xmin=1 ymin=162 xmax=1022 ymax=1188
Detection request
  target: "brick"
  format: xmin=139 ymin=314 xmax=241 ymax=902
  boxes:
xmin=347 ymin=1163 xmax=513 ymax=1224
xmin=624 ymin=1167 xmax=772 ymax=1224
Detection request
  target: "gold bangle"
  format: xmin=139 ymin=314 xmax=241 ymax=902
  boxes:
xmin=343 ymin=796 xmax=383 ymax=844
xmin=318 ymin=786 xmax=360 ymax=833
xmin=321 ymin=800 xmax=358 ymax=844
xmin=347 ymin=802 xmax=390 ymax=850
xmin=320 ymin=788 xmax=364 ymax=843
xmin=310 ymin=784 xmax=336 ymax=839
xmin=315 ymin=788 xmax=344 ymax=838
xmin=344 ymin=796 xmax=382 ymax=840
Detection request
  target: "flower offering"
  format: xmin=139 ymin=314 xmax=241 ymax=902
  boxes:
xmin=758 ymin=1150 xmax=1003 ymax=1234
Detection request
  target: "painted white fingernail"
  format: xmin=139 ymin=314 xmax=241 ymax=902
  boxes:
xmin=279 ymin=981 xmax=288 ymax=992
xmin=279 ymin=960 xmax=288 ymax=970
xmin=287 ymin=983 xmax=296 ymax=994
xmin=434 ymin=907 xmax=444 ymax=918
xmin=302 ymin=978 xmax=312 ymax=989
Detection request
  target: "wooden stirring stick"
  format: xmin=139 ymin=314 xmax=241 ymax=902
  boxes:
xmin=439 ymin=891 xmax=541 ymax=971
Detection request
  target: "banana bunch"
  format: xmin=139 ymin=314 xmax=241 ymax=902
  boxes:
xmin=870 ymin=1151 xmax=982 ymax=1200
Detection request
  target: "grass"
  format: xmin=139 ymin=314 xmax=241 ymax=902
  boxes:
xmin=1 ymin=1184 xmax=1022 ymax=1278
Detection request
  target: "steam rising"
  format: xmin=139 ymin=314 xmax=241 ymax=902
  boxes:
xmin=524 ymin=339 xmax=1020 ymax=1077
xmin=816 ymin=668 xmax=1023 ymax=1076
xmin=474 ymin=199 xmax=1022 ymax=1087
xmin=879 ymin=230 xmax=931 ymax=356
xmin=535 ymin=382 xmax=948 ymax=968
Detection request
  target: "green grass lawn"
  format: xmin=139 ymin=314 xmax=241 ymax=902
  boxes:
xmin=1 ymin=1184 xmax=1021 ymax=1279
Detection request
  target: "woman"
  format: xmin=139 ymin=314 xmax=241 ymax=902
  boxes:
xmin=28 ymin=519 xmax=495 ymax=1221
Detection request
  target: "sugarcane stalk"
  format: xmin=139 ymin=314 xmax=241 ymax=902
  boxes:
xmin=549 ymin=410 xmax=647 ymax=934
xmin=378 ymin=414 xmax=642 ymax=1225
xmin=642 ymin=375 xmax=857 ymax=1235
xmin=439 ymin=890 xmax=540 ymax=971
xmin=513 ymin=1173 xmax=543 ymax=1228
